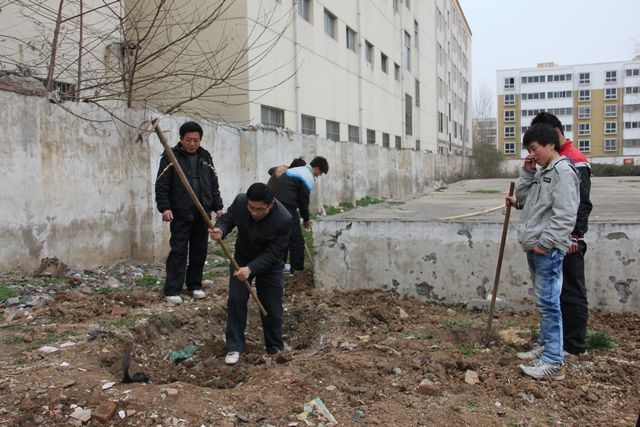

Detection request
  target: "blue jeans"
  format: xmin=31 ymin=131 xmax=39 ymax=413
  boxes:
xmin=527 ymin=249 xmax=565 ymax=365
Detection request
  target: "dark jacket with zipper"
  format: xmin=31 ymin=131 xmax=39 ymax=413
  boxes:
xmin=155 ymin=143 xmax=223 ymax=219
xmin=215 ymin=194 xmax=292 ymax=275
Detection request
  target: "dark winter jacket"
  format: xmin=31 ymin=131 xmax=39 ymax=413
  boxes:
xmin=272 ymin=165 xmax=315 ymax=221
xmin=155 ymin=143 xmax=223 ymax=219
xmin=559 ymin=139 xmax=593 ymax=237
xmin=215 ymin=194 xmax=292 ymax=275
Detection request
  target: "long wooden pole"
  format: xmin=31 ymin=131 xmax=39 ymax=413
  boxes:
xmin=485 ymin=182 xmax=515 ymax=345
xmin=151 ymin=119 xmax=267 ymax=317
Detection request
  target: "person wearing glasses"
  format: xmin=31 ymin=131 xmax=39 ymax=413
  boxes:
xmin=155 ymin=121 xmax=224 ymax=304
xmin=209 ymin=183 xmax=292 ymax=365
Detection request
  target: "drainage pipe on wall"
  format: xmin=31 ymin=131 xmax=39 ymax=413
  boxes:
xmin=293 ymin=0 xmax=302 ymax=133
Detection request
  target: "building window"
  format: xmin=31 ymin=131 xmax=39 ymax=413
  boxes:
xmin=394 ymin=63 xmax=400 ymax=81
xmin=346 ymin=27 xmax=356 ymax=52
xmin=521 ymin=126 xmax=529 ymax=134
xmin=395 ymin=135 xmax=401 ymax=149
xmin=578 ymin=140 xmax=590 ymax=152
xmin=326 ymin=120 xmax=340 ymax=141
xmin=578 ymin=123 xmax=590 ymax=136
xmin=605 ymin=104 xmax=617 ymax=117
xmin=605 ymin=88 xmax=617 ymax=100
xmin=604 ymin=138 xmax=617 ymax=152
xmin=504 ymin=126 xmax=515 ymax=138
xmin=605 ymin=122 xmax=617 ymax=134
xmin=299 ymin=0 xmax=311 ymax=22
xmin=324 ymin=9 xmax=337 ymax=39
xmin=504 ymin=142 xmax=515 ymax=154
xmin=504 ymin=94 xmax=515 ymax=105
xmin=261 ymin=105 xmax=284 ymax=128
xmin=625 ymin=121 xmax=640 ymax=129
xmin=504 ymin=77 xmax=515 ymax=89
xmin=578 ymin=90 xmax=591 ymax=102
xmin=438 ymin=112 xmax=444 ymax=133
xmin=578 ymin=106 xmax=591 ymax=119
xmin=565 ymin=124 xmax=572 ymax=132
xmin=415 ymin=140 xmax=420 ymax=151
xmin=504 ymin=110 xmax=515 ymax=122
xmin=578 ymin=72 xmax=590 ymax=84
xmin=605 ymin=70 xmax=617 ymax=83
xmin=415 ymin=79 xmax=420 ymax=107
xmin=382 ymin=133 xmax=390 ymax=148
xmin=404 ymin=31 xmax=411 ymax=71
xmin=625 ymin=86 xmax=640 ymax=95
xmin=626 ymin=68 xmax=640 ymax=77
xmin=414 ymin=20 xmax=419 ymax=49
xmin=405 ymin=94 xmax=413 ymax=136
xmin=365 ymin=40 xmax=373 ymax=65
xmin=301 ymin=115 xmax=316 ymax=135
xmin=367 ymin=129 xmax=376 ymax=144
xmin=348 ymin=125 xmax=359 ymax=143
xmin=380 ymin=53 xmax=388 ymax=73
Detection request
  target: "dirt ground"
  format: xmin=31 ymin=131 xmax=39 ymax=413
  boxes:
xmin=1 ymin=249 xmax=639 ymax=426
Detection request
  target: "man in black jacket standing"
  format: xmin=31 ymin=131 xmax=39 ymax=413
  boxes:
xmin=155 ymin=121 xmax=223 ymax=304
xmin=210 ymin=183 xmax=291 ymax=365
xmin=273 ymin=156 xmax=329 ymax=274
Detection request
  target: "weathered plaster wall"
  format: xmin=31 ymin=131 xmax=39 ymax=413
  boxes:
xmin=1 ymin=91 xmax=461 ymax=270
xmin=313 ymin=220 xmax=640 ymax=313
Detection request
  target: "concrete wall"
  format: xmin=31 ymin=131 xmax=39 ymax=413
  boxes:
xmin=0 ymin=90 xmax=460 ymax=271
xmin=314 ymin=219 xmax=640 ymax=314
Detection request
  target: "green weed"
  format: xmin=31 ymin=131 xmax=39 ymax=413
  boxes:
xmin=136 ymin=275 xmax=161 ymax=287
xmin=458 ymin=344 xmax=480 ymax=356
xmin=4 ymin=335 xmax=26 ymax=345
xmin=97 ymin=287 xmax=112 ymax=295
xmin=442 ymin=319 xmax=473 ymax=330
xmin=528 ymin=325 xmax=540 ymax=343
xmin=356 ymin=196 xmax=383 ymax=207
xmin=0 ymin=285 xmax=17 ymax=302
xmin=586 ymin=329 xmax=617 ymax=350
xmin=99 ymin=315 xmax=139 ymax=329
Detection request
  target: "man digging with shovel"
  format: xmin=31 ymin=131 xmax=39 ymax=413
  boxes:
xmin=209 ymin=183 xmax=292 ymax=365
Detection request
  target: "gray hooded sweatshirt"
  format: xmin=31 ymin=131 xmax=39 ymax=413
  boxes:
xmin=515 ymin=156 xmax=580 ymax=254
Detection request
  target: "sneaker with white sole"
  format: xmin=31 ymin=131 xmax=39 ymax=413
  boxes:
xmin=191 ymin=290 xmax=206 ymax=299
xmin=225 ymin=351 xmax=240 ymax=365
xmin=165 ymin=295 xmax=183 ymax=304
xmin=517 ymin=344 xmax=544 ymax=360
xmin=519 ymin=359 xmax=565 ymax=380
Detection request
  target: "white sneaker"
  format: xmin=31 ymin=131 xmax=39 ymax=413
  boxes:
xmin=165 ymin=295 xmax=183 ymax=304
xmin=517 ymin=344 xmax=544 ymax=360
xmin=192 ymin=290 xmax=206 ymax=299
xmin=225 ymin=351 xmax=240 ymax=365
xmin=519 ymin=359 xmax=565 ymax=380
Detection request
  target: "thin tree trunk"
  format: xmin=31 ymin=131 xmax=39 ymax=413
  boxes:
xmin=76 ymin=0 xmax=83 ymax=101
xmin=46 ymin=0 xmax=65 ymax=93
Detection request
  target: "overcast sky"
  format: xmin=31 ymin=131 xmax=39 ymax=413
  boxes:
xmin=457 ymin=0 xmax=640 ymax=114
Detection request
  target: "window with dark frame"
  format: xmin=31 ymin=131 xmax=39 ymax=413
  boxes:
xmin=326 ymin=120 xmax=340 ymax=141
xmin=405 ymin=94 xmax=413 ymax=136
xmin=366 ymin=129 xmax=376 ymax=144
xmin=348 ymin=125 xmax=360 ymax=143
xmin=261 ymin=105 xmax=284 ymax=128
xmin=301 ymin=114 xmax=316 ymax=135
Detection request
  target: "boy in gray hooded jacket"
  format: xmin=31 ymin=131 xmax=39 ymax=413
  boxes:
xmin=506 ymin=123 xmax=579 ymax=380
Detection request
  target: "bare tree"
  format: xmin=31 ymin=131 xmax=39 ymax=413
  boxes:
xmin=470 ymin=83 xmax=504 ymax=178
xmin=0 ymin=0 xmax=295 ymax=122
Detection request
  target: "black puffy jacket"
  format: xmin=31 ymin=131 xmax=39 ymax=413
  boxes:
xmin=155 ymin=143 xmax=223 ymax=219
xmin=215 ymin=194 xmax=292 ymax=274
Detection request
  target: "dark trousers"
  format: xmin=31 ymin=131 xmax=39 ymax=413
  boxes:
xmin=284 ymin=208 xmax=305 ymax=272
xmin=560 ymin=241 xmax=589 ymax=355
xmin=164 ymin=214 xmax=209 ymax=296
xmin=225 ymin=259 xmax=284 ymax=355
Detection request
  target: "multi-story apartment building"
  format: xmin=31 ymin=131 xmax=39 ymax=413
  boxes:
xmin=497 ymin=59 xmax=640 ymax=165
xmin=0 ymin=0 xmax=472 ymax=154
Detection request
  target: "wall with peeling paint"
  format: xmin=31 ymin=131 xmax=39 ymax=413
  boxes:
xmin=0 ymin=91 xmax=461 ymax=270
xmin=314 ymin=220 xmax=640 ymax=313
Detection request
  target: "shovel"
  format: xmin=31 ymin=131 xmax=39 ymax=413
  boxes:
xmin=484 ymin=182 xmax=515 ymax=345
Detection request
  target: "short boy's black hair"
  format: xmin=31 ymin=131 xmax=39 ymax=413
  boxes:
xmin=247 ymin=182 xmax=274 ymax=204
xmin=289 ymin=157 xmax=306 ymax=168
xmin=310 ymin=156 xmax=329 ymax=174
xmin=179 ymin=121 xmax=203 ymax=138
xmin=523 ymin=123 xmax=560 ymax=152
xmin=531 ymin=112 xmax=564 ymax=136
